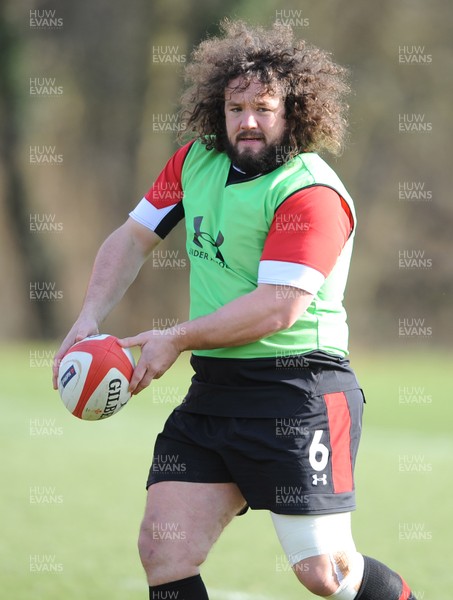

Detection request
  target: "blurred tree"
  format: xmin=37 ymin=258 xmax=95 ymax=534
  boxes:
xmin=0 ymin=8 xmax=58 ymax=337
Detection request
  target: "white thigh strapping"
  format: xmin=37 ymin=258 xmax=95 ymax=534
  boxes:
xmin=270 ymin=512 xmax=356 ymax=565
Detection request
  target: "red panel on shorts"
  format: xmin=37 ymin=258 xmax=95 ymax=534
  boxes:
xmin=324 ymin=392 xmax=353 ymax=493
xmin=399 ymin=578 xmax=412 ymax=600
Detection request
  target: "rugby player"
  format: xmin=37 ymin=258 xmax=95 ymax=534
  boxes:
xmin=53 ymin=20 xmax=417 ymax=600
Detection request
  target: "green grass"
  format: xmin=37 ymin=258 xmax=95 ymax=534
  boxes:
xmin=1 ymin=343 xmax=451 ymax=599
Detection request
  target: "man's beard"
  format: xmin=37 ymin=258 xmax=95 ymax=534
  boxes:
xmin=222 ymin=130 xmax=293 ymax=175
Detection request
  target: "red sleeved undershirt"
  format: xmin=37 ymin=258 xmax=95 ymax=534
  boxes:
xmin=144 ymin=141 xmax=194 ymax=208
xmin=260 ymin=186 xmax=353 ymax=278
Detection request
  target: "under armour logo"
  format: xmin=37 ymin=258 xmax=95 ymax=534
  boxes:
xmin=193 ymin=216 xmax=225 ymax=262
xmin=312 ymin=474 xmax=327 ymax=486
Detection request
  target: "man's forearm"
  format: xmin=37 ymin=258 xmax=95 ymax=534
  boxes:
xmin=53 ymin=219 xmax=160 ymax=390
xmin=172 ymin=284 xmax=313 ymax=352
xmin=120 ymin=283 xmax=314 ymax=394
xmin=80 ymin=220 xmax=160 ymax=324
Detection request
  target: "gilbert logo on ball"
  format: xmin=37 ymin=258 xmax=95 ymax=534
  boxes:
xmin=58 ymin=334 xmax=135 ymax=420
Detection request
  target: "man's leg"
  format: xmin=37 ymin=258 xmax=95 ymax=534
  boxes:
xmin=139 ymin=480 xmax=246 ymax=598
xmin=293 ymin=554 xmax=416 ymax=599
xmin=272 ymin=512 xmax=417 ymax=599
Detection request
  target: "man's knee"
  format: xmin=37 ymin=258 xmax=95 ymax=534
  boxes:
xmin=293 ymin=554 xmax=339 ymax=596
xmin=138 ymin=518 xmax=207 ymax=587
xmin=138 ymin=517 xmax=206 ymax=573
xmin=294 ymin=551 xmax=364 ymax=598
xmin=271 ymin=513 xmax=363 ymax=596
xmin=138 ymin=519 xmax=160 ymax=571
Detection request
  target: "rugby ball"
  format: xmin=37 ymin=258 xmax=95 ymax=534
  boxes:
xmin=58 ymin=334 xmax=135 ymax=421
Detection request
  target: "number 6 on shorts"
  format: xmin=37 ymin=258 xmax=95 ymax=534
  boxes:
xmin=308 ymin=429 xmax=329 ymax=472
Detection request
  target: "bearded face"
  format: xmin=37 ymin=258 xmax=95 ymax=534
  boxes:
xmin=223 ymin=77 xmax=292 ymax=174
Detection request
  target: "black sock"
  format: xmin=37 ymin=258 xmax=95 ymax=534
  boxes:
xmin=149 ymin=574 xmax=209 ymax=600
xmin=356 ymin=556 xmax=416 ymax=600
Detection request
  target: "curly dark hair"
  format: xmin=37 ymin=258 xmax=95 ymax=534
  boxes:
xmin=179 ymin=19 xmax=351 ymax=156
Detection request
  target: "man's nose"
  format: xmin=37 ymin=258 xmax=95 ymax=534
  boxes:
xmin=240 ymin=111 xmax=258 ymax=129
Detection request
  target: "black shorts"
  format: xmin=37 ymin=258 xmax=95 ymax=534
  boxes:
xmin=147 ymin=353 xmax=365 ymax=515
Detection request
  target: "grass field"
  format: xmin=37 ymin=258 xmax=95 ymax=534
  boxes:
xmin=1 ymin=343 xmax=451 ymax=599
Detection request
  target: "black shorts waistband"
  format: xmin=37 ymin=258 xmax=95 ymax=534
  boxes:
xmin=176 ymin=351 xmax=362 ymax=418
xmin=189 ymin=350 xmax=352 ymax=386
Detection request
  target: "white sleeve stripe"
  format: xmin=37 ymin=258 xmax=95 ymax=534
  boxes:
xmin=258 ymin=260 xmax=325 ymax=295
xmin=129 ymin=198 xmax=176 ymax=231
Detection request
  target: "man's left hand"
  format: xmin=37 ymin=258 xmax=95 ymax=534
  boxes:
xmin=119 ymin=329 xmax=182 ymax=395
